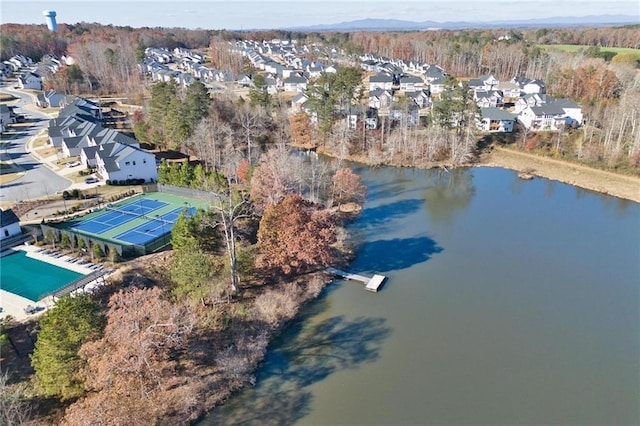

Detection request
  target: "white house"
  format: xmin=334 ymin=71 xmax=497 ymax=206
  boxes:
xmin=18 ymin=72 xmax=42 ymax=90
xmin=518 ymin=104 xmax=566 ymax=131
xmin=477 ymin=107 xmax=515 ymax=133
xmin=369 ymin=72 xmax=394 ymax=91
xmin=399 ymin=75 xmax=424 ymax=92
xmin=429 ymin=77 xmax=448 ymax=95
xmin=404 ymin=90 xmax=431 ymax=109
xmin=368 ymin=88 xmax=393 ymax=109
xmin=291 ymin=93 xmax=309 ymax=112
xmin=474 ymin=90 xmax=504 ymax=108
xmin=522 ymin=79 xmax=546 ymax=95
xmin=283 ymin=75 xmax=308 ymax=92
xmin=96 ymin=143 xmax=158 ymax=183
xmin=495 ymin=81 xmax=521 ymax=99
xmin=0 ymin=209 xmax=21 ymax=240
xmin=552 ymin=98 xmax=583 ymax=126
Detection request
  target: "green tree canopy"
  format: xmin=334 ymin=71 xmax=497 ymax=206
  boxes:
xmin=30 ymin=294 xmax=105 ymax=401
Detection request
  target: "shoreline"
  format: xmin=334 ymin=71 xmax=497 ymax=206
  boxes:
xmin=309 ymin=144 xmax=640 ymax=204
xmin=480 ymin=146 xmax=640 ymax=203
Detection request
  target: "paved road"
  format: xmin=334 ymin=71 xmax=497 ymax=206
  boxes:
xmin=0 ymin=84 xmax=71 ymax=202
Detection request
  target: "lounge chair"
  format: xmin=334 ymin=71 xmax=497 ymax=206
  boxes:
xmin=24 ymin=305 xmax=36 ymax=314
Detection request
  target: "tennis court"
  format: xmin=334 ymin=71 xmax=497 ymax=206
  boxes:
xmin=71 ymin=198 xmax=168 ymax=235
xmin=115 ymin=206 xmax=197 ymax=244
xmin=55 ymin=192 xmax=208 ymax=254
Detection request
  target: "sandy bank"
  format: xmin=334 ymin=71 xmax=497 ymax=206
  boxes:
xmin=481 ymin=146 xmax=640 ymax=203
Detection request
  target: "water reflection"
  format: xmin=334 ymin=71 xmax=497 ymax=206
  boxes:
xmin=202 ymin=315 xmax=391 ymax=426
xmin=354 ymin=235 xmax=443 ymax=273
xmin=423 ymin=168 xmax=476 ymax=225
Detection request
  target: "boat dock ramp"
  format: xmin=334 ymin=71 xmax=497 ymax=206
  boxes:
xmin=326 ymin=267 xmax=387 ymax=292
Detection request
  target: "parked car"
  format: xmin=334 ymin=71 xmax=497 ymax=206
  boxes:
xmin=84 ymin=176 xmax=99 ymax=184
xmin=67 ymin=161 xmax=81 ymax=168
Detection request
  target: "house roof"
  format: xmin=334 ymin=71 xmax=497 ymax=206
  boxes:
xmin=480 ymin=107 xmax=515 ymax=121
xmin=400 ymin=75 xmax=424 ymax=84
xmin=551 ymin=98 xmax=581 ymax=109
xmin=292 ymin=93 xmax=308 ymax=103
xmin=283 ymin=75 xmax=307 ymax=84
xmin=531 ymin=104 xmax=565 ymax=116
xmin=1 ymin=208 xmax=20 ymax=226
xmin=369 ymin=73 xmax=393 ymax=83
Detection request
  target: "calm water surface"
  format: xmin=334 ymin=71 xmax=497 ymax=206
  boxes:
xmin=203 ymin=166 xmax=640 ymax=426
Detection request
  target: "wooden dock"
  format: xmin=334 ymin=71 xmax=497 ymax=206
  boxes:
xmin=326 ymin=267 xmax=387 ymax=293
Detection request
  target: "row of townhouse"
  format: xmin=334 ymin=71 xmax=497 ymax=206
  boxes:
xmin=1 ymin=55 xmax=34 ymax=80
xmin=0 ymin=104 xmax=20 ymax=132
xmin=47 ymin=96 xmax=157 ymax=183
xmin=140 ymin=52 xmax=235 ymax=89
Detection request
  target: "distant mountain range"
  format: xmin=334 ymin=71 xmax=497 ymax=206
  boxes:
xmin=284 ymin=15 xmax=638 ymax=32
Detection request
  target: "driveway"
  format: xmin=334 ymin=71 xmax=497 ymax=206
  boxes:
xmin=0 ymin=84 xmax=71 ymax=202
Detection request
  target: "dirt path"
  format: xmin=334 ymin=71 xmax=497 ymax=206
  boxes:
xmin=481 ymin=146 xmax=640 ymax=203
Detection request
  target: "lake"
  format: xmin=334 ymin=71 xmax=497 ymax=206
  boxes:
xmin=202 ymin=166 xmax=640 ymax=425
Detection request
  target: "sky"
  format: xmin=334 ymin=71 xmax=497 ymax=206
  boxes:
xmin=1 ymin=1 xmax=638 ymax=30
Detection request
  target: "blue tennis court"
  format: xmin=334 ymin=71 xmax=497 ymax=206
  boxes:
xmin=71 ymin=198 xmax=168 ymax=235
xmin=114 ymin=207 xmax=197 ymax=245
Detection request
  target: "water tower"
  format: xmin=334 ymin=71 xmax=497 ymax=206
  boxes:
xmin=43 ymin=10 xmax=58 ymax=32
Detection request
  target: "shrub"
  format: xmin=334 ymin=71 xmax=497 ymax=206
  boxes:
xmin=62 ymin=190 xmax=70 ymax=200
xmin=92 ymin=243 xmax=104 ymax=260
xmin=253 ymin=286 xmax=301 ymax=326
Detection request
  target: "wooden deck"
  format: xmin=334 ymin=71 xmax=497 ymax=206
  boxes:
xmin=326 ymin=267 xmax=387 ymax=293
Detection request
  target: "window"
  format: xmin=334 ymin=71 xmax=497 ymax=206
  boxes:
xmin=125 ymin=161 xmax=130 ymax=166
xmin=133 ymin=161 xmax=136 ymax=166
xmin=143 ymin=159 xmax=146 ymax=164
xmin=4 ymin=229 xmax=9 ymax=237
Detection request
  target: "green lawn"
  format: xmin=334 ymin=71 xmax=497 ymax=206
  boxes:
xmin=538 ymin=44 xmax=640 ymax=55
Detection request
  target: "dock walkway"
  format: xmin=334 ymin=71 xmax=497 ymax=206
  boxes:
xmin=326 ymin=267 xmax=387 ymax=292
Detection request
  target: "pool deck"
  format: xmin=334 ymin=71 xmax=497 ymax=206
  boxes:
xmin=0 ymin=245 xmax=112 ymax=322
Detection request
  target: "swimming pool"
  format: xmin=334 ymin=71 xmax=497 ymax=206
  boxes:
xmin=0 ymin=251 xmax=83 ymax=301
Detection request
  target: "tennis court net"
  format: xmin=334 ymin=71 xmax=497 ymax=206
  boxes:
xmin=105 ymin=205 xmax=146 ymax=219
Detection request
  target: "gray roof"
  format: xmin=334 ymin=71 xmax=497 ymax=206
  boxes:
xmin=283 ymin=75 xmax=307 ymax=84
xmin=0 ymin=209 xmax=20 ymax=226
xmin=370 ymin=73 xmax=393 ymax=83
xmin=480 ymin=107 xmax=515 ymax=121
xmin=531 ymin=104 xmax=565 ymax=116
xmin=400 ymin=75 xmax=423 ymax=84
xmin=551 ymin=98 xmax=581 ymax=109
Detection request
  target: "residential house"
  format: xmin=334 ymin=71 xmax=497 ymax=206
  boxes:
xmin=368 ymin=88 xmax=393 ymax=109
xmin=477 ymin=107 xmax=516 ymax=132
xmin=0 ymin=209 xmax=21 ymax=240
xmin=18 ymin=72 xmax=42 ymax=90
xmin=283 ymin=75 xmax=308 ymax=92
xmin=291 ymin=93 xmax=309 ymax=112
xmin=423 ymin=64 xmax=447 ymax=83
xmin=346 ymin=106 xmax=379 ymax=130
xmin=389 ymin=102 xmax=420 ymax=127
xmin=237 ymin=74 xmax=253 ymax=87
xmin=429 ymin=77 xmax=448 ymax=96
xmin=518 ymin=104 xmax=566 ymax=131
xmin=474 ymin=90 xmax=504 ymax=108
xmin=369 ymin=72 xmax=394 ymax=91
xmin=551 ymin=98 xmax=583 ymax=127
xmin=522 ymin=79 xmax=546 ymax=94
xmin=399 ymin=75 xmax=424 ymax=92
xmin=512 ymin=76 xmax=546 ymax=95
xmin=0 ymin=104 xmax=18 ymax=131
xmin=36 ymin=90 xmax=66 ymax=108
xmin=404 ymin=90 xmax=431 ymax=109
xmin=513 ymin=93 xmax=547 ymax=114
xmin=95 ymin=143 xmax=157 ymax=183
xmin=495 ymin=81 xmax=521 ymax=100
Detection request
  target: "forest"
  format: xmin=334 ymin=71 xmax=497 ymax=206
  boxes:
xmin=0 ymin=21 xmax=639 ymax=425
